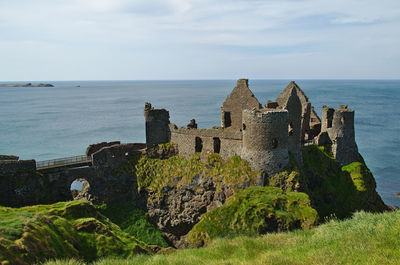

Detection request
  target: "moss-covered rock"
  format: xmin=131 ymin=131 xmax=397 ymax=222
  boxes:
xmin=0 ymin=200 xmax=151 ymax=265
xmin=135 ymin=153 xmax=261 ymax=198
xmin=268 ymin=145 xmax=389 ymax=220
xmin=96 ymin=203 xmax=168 ymax=247
xmin=186 ymin=186 xmax=318 ymax=247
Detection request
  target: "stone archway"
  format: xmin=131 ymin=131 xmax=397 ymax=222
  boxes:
xmin=70 ymin=178 xmax=92 ymax=201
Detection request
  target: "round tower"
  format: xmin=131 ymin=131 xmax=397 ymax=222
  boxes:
xmin=241 ymin=109 xmax=289 ymax=177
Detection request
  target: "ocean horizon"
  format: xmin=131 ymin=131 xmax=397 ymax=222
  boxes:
xmin=1 ymin=79 xmax=399 ymax=207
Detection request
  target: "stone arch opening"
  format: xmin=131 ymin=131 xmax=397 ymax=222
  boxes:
xmin=213 ymin=137 xmax=221 ymax=154
xmin=70 ymin=178 xmax=91 ymax=201
xmin=195 ymin=137 xmax=203 ymax=153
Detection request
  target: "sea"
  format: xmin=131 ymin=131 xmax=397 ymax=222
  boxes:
xmin=0 ymin=80 xmax=399 ymax=207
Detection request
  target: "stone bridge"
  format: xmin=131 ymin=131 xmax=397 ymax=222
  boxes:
xmin=0 ymin=143 xmax=146 ymax=207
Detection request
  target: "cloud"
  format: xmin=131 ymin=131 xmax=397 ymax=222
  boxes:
xmin=0 ymin=0 xmax=399 ymax=80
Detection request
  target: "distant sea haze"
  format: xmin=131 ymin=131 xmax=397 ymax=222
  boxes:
xmin=0 ymin=80 xmax=399 ymax=207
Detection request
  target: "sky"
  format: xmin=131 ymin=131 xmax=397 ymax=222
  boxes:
xmin=0 ymin=0 xmax=399 ymax=80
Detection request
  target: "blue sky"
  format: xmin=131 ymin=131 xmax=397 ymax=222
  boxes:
xmin=0 ymin=0 xmax=399 ymax=80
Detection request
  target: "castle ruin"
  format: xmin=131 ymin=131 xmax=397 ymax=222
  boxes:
xmin=144 ymin=79 xmax=359 ymax=177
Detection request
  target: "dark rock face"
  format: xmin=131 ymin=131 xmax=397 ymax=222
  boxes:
xmin=86 ymin=141 xmax=121 ymax=157
xmin=92 ymin=143 xmax=144 ymax=169
xmin=145 ymin=143 xmax=178 ymax=159
xmin=0 ymin=160 xmax=39 ymax=207
xmin=0 ymin=155 xmax=19 ymax=161
xmin=145 ymin=175 xmax=235 ymax=248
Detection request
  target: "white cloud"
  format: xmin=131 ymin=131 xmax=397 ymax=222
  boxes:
xmin=0 ymin=0 xmax=399 ymax=80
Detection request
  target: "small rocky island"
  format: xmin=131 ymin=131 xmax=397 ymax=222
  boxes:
xmin=0 ymin=82 xmax=54 ymax=87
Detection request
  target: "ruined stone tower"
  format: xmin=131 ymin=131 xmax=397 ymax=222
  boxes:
xmin=221 ymin=79 xmax=261 ymax=129
xmin=241 ymin=109 xmax=289 ymax=176
xmin=143 ymin=102 xmax=170 ymax=148
xmin=275 ymin=81 xmax=304 ymax=164
xmin=320 ymin=105 xmax=358 ymax=165
xmin=276 ymin=81 xmax=313 ymax=143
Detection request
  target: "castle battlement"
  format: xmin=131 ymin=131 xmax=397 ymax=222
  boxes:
xmin=144 ymin=79 xmax=359 ymax=176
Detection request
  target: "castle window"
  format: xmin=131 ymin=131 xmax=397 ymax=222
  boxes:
xmin=195 ymin=137 xmax=203 ymax=153
xmin=224 ymin=112 xmax=232 ymax=128
xmin=213 ymin=137 xmax=221 ymax=154
xmin=242 ymin=123 xmax=246 ymax=130
xmin=327 ymin=109 xmax=334 ymax=128
xmin=272 ymin=138 xmax=278 ymax=149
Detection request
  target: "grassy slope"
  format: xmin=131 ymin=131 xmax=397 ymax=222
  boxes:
xmin=0 ymin=201 xmax=151 ymax=265
xmin=45 ymin=210 xmax=400 ymax=265
xmin=96 ymin=203 xmax=168 ymax=247
xmin=268 ymin=145 xmax=388 ymax=219
xmin=186 ymin=186 xmax=318 ymax=247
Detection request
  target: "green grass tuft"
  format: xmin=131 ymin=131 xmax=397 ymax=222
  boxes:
xmin=44 ymin=210 xmax=400 ymax=265
xmin=96 ymin=203 xmax=168 ymax=247
xmin=186 ymin=186 xmax=318 ymax=247
xmin=0 ymin=201 xmax=150 ymax=265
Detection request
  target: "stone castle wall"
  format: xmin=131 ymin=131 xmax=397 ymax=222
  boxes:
xmin=144 ymin=103 xmax=171 ymax=148
xmin=321 ymin=105 xmax=358 ymax=165
xmin=241 ymin=109 xmax=289 ymax=176
xmin=169 ymin=125 xmax=242 ymax=159
xmin=220 ymin=79 xmax=261 ymax=130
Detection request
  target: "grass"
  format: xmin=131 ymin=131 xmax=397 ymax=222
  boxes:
xmin=44 ymin=210 xmax=400 ymax=265
xmin=96 ymin=203 xmax=168 ymax=247
xmin=0 ymin=201 xmax=151 ymax=265
xmin=133 ymin=153 xmax=261 ymax=198
xmin=267 ymin=145 xmax=388 ymax=220
xmin=186 ymin=186 xmax=318 ymax=247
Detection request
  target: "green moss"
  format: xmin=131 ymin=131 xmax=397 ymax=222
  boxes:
xmin=135 ymin=153 xmax=261 ymax=198
xmin=157 ymin=142 xmax=175 ymax=153
xmin=186 ymin=186 xmax=318 ymax=247
xmin=0 ymin=201 xmax=150 ymax=265
xmin=96 ymin=203 xmax=168 ymax=247
xmin=300 ymin=145 xmax=387 ymax=219
xmin=266 ymin=153 xmax=304 ymax=192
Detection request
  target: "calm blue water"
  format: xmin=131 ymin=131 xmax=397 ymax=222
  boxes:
xmin=0 ymin=80 xmax=399 ymax=207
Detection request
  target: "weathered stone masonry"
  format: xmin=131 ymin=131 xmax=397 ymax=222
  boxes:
xmin=144 ymin=78 xmax=359 ymax=175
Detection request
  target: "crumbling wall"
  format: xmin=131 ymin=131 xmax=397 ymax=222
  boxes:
xmin=320 ymin=105 xmax=358 ymax=165
xmin=169 ymin=125 xmax=242 ymax=160
xmin=144 ymin=103 xmax=170 ymax=148
xmin=241 ymin=109 xmax=289 ymax=177
xmin=0 ymin=144 xmax=145 ymax=207
xmin=309 ymin=107 xmax=321 ymax=140
xmin=86 ymin=141 xmax=121 ymax=156
xmin=276 ymin=81 xmax=312 ymax=144
xmin=275 ymin=83 xmax=303 ymax=164
xmin=221 ymin=79 xmax=261 ymax=130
